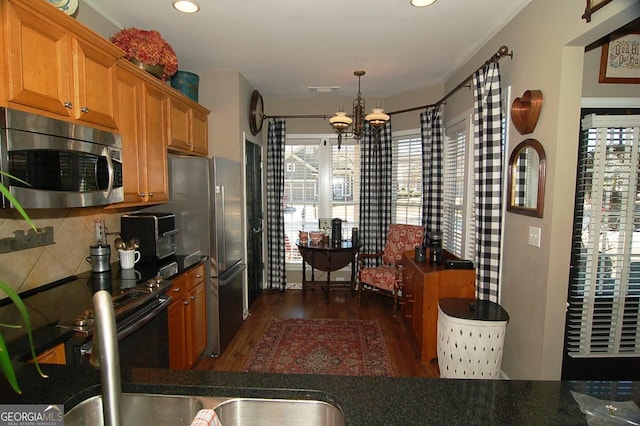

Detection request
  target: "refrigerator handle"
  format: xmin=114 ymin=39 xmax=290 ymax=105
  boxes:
xmin=218 ymin=263 xmax=246 ymax=287
xmin=219 ymin=185 xmax=226 ymax=267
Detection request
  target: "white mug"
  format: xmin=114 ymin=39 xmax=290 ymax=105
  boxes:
xmin=118 ymin=249 xmax=141 ymax=269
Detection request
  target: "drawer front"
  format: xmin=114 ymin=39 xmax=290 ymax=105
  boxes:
xmin=187 ymin=264 xmax=205 ymax=289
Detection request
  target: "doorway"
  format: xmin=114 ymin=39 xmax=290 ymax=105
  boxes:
xmin=562 ymin=107 xmax=640 ymax=380
xmin=246 ymin=140 xmax=264 ymax=306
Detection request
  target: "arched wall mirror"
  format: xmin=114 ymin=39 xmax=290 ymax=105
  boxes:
xmin=507 ymin=138 xmax=546 ymax=218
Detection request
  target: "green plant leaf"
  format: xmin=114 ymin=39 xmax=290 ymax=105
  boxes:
xmin=0 ymin=333 xmax=20 ymax=394
xmin=0 ymin=279 xmax=48 ymax=393
xmin=0 ymin=172 xmax=37 ymax=232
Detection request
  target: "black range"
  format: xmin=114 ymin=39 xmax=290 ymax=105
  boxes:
xmin=0 ymin=255 xmax=201 ymax=367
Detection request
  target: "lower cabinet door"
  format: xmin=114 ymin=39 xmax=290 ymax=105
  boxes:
xmin=168 ymin=296 xmax=188 ymax=370
xmin=187 ymin=281 xmax=207 ymax=368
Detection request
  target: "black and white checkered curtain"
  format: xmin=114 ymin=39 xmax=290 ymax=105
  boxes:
xmin=266 ymin=119 xmax=287 ymax=290
xmin=358 ymin=121 xmax=393 ymax=266
xmin=472 ymin=62 xmax=503 ymax=302
xmin=420 ymin=106 xmax=444 ymax=243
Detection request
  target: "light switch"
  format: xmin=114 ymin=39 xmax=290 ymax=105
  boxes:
xmin=528 ymin=226 xmax=541 ymax=247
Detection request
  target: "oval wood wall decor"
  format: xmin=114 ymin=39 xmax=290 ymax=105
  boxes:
xmin=511 ymin=90 xmax=543 ymax=135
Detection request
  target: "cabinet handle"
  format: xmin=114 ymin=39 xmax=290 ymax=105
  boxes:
xmin=148 ymin=192 xmax=154 ymax=197
xmin=183 ymin=300 xmax=189 ymax=305
xmin=190 ymin=296 xmax=196 ymax=300
xmin=64 ymin=101 xmax=73 ymax=109
xmin=80 ymin=106 xmax=89 ymax=113
xmin=173 ymin=287 xmax=181 ymax=292
xmin=195 ymin=273 xmax=202 ymax=278
xmin=138 ymin=193 xmax=146 ymax=197
xmin=404 ymin=314 xmax=412 ymax=319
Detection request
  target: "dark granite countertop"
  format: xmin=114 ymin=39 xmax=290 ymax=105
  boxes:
xmin=2 ymin=363 xmax=639 ymax=425
xmin=0 ymin=256 xmax=206 ymax=362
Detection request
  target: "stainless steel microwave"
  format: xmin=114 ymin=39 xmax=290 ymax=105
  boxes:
xmin=0 ymin=108 xmax=124 ymax=209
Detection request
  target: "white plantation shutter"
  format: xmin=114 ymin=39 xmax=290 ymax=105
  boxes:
xmin=393 ymin=135 xmax=423 ymax=225
xmin=443 ymin=121 xmax=466 ymax=256
xmin=443 ymin=118 xmax=476 ymax=264
xmin=567 ymin=114 xmax=640 ymax=357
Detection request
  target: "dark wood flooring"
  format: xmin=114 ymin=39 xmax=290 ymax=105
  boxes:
xmin=193 ymin=288 xmax=439 ymax=377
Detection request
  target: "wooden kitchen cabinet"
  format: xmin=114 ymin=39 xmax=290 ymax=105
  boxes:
xmin=114 ymin=61 xmax=168 ymax=206
xmin=168 ymin=95 xmax=209 ymax=157
xmin=190 ymin=108 xmax=209 ymax=156
xmin=168 ymin=97 xmax=191 ymax=151
xmin=4 ymin=0 xmax=120 ymax=129
xmin=30 ymin=343 xmax=66 ymax=365
xmin=139 ymin=80 xmax=169 ymax=203
xmin=168 ymin=263 xmax=207 ymax=370
xmin=401 ymin=250 xmax=476 ymax=363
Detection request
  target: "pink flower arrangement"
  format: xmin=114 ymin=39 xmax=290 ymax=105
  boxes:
xmin=110 ymin=28 xmax=178 ymax=81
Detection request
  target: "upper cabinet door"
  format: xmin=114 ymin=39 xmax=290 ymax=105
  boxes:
xmin=191 ymin=108 xmax=208 ymax=156
xmin=168 ymin=97 xmax=191 ymax=151
xmin=142 ymin=83 xmax=169 ymax=203
xmin=72 ymin=38 xmax=118 ymax=128
xmin=5 ymin=0 xmax=118 ymax=129
xmin=115 ymin=64 xmax=145 ymax=205
xmin=6 ymin=2 xmax=72 ymax=117
xmin=167 ymin=95 xmax=209 ymax=157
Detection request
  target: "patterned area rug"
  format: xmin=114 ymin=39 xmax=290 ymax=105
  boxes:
xmin=243 ymin=318 xmax=394 ymax=376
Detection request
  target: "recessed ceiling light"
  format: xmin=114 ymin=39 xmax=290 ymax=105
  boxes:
xmin=172 ymin=0 xmax=199 ymax=13
xmin=410 ymin=0 xmax=437 ymax=7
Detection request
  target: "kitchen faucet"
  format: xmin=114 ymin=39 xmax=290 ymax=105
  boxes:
xmin=92 ymin=289 xmax=123 ymax=426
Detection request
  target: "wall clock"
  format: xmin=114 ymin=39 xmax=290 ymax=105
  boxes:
xmin=249 ymin=90 xmax=264 ymax=136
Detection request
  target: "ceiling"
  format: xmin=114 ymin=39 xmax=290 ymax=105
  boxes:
xmin=83 ymin=0 xmax=531 ymax=99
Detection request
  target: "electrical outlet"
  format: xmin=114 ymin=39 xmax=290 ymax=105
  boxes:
xmin=528 ymin=226 xmax=541 ymax=247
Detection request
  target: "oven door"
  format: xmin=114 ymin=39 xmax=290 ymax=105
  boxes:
xmin=78 ymin=296 xmax=171 ymax=369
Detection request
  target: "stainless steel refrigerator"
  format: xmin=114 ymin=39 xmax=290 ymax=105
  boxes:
xmin=145 ymin=154 xmax=245 ymax=356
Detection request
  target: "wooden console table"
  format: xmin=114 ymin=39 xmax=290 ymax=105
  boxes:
xmin=296 ymin=240 xmax=360 ymax=303
xmin=401 ymin=250 xmax=476 ymax=363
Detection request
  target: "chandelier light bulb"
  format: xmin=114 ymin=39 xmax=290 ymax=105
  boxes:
xmin=365 ymin=108 xmax=390 ymax=129
xmin=329 ymin=110 xmax=353 ymax=131
xmin=172 ymin=0 xmax=200 ymax=13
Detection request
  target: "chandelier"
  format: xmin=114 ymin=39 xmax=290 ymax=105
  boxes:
xmin=329 ymin=70 xmax=390 ymax=149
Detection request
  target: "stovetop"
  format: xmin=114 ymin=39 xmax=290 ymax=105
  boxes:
xmin=55 ymin=275 xmax=172 ymax=335
xmin=0 ymin=254 xmax=206 ymax=362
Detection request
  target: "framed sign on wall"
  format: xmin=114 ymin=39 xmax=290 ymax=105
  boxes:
xmin=582 ymin=0 xmax=613 ymax=22
xmin=599 ymin=33 xmax=640 ymax=84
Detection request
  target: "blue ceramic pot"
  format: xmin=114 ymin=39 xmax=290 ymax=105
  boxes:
xmin=171 ymin=71 xmax=200 ymax=102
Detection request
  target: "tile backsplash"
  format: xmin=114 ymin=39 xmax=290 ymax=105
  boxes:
xmin=0 ymin=207 xmax=131 ymax=298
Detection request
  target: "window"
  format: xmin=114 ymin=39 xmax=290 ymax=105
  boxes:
xmin=443 ymin=117 xmax=476 ymax=263
xmin=393 ymin=134 xmax=423 ymax=225
xmin=283 ymin=133 xmax=423 ymax=263
xmin=283 ymin=137 xmax=360 ymax=262
xmin=566 ymin=114 xmax=640 ymax=358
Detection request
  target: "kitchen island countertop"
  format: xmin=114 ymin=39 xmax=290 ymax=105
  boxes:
xmin=2 ymin=363 xmax=639 ymax=425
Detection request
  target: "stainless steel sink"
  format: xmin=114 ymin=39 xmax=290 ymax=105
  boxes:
xmin=64 ymin=393 xmax=203 ymax=426
xmin=214 ymin=398 xmax=346 ymax=426
xmin=64 ymin=393 xmax=345 ymax=426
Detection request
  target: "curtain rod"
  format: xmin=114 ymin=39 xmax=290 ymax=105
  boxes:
xmin=387 ymin=45 xmax=513 ymax=116
xmin=264 ymin=45 xmax=513 ymax=121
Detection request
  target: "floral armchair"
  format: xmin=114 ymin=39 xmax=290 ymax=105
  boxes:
xmin=358 ymin=224 xmax=425 ymax=315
